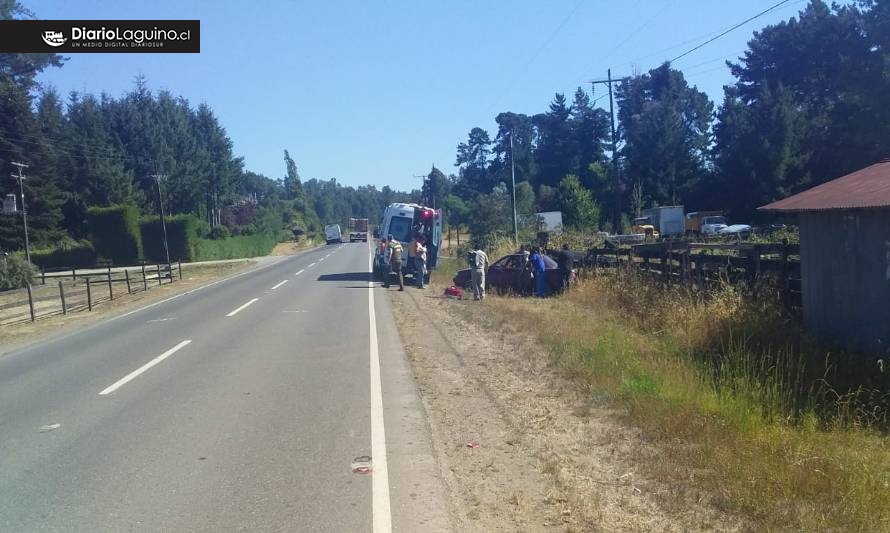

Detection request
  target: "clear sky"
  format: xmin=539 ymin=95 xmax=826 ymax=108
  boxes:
xmin=30 ymin=0 xmax=815 ymax=192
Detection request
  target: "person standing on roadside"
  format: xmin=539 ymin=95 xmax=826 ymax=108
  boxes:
xmin=383 ymin=235 xmax=404 ymax=291
xmin=530 ymin=247 xmax=547 ymax=298
xmin=514 ymin=244 xmax=530 ymax=295
xmin=468 ymin=247 xmax=489 ymax=301
xmin=556 ymin=243 xmax=574 ymax=292
xmin=414 ymin=236 xmax=427 ymax=289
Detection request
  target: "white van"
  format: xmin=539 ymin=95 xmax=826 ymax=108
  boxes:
xmin=324 ymin=224 xmax=342 ymax=244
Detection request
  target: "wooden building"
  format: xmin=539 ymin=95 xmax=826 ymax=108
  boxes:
xmin=759 ymin=160 xmax=890 ymax=354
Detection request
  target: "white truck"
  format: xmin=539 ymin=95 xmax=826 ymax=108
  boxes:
xmin=372 ymin=202 xmax=442 ymax=283
xmin=324 ymin=224 xmax=342 ymax=244
xmin=641 ymin=206 xmax=685 ymax=237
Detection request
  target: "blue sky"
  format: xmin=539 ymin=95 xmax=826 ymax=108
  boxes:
xmin=30 ymin=0 xmax=814 ymax=192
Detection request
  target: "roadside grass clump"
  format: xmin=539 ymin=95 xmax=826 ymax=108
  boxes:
xmin=479 ymin=270 xmax=890 ymax=531
xmin=0 ymin=253 xmax=36 ymax=291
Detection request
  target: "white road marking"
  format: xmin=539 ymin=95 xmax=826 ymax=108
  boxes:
xmin=295 ymin=269 xmax=305 ymax=276
xmin=282 ymin=310 xmax=307 ymax=313
xmin=99 ymin=340 xmax=191 ymax=395
xmin=146 ymin=317 xmax=174 ymax=323
xmin=270 ymin=280 xmax=289 ymax=290
xmin=226 ymin=298 xmax=259 ymax=317
xmin=368 ymin=239 xmax=392 ymax=532
xmin=308 ymin=262 xmax=316 ymax=268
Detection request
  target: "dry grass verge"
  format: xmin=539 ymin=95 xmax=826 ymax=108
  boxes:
xmin=479 ymin=273 xmax=890 ymax=531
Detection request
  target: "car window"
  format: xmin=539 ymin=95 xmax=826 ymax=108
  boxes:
xmin=492 ymin=255 xmax=514 ymax=269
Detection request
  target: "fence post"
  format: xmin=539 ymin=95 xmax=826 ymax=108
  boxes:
xmin=142 ymin=263 xmax=148 ymax=292
xmin=59 ymin=280 xmax=67 ymax=315
xmin=26 ymin=283 xmax=35 ymax=322
xmin=41 ymin=267 xmax=46 ymax=285
xmin=125 ymin=269 xmax=132 ymax=294
xmin=86 ymin=277 xmax=92 ymax=311
xmin=107 ymin=269 xmax=114 ymax=301
xmin=178 ymin=260 xmax=183 ymax=280
xmin=72 ymin=267 xmax=76 ymax=282
xmin=156 ymin=264 xmax=162 ymax=286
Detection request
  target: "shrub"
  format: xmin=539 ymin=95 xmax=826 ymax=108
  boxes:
xmin=208 ymin=225 xmax=230 ymax=240
xmin=0 ymin=253 xmax=36 ymax=290
xmin=87 ymin=204 xmax=142 ymax=265
xmin=193 ymin=234 xmax=277 ymax=261
xmin=140 ymin=215 xmax=199 ymax=262
xmin=30 ymin=240 xmax=97 ymax=269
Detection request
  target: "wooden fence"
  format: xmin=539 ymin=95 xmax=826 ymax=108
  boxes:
xmin=552 ymin=240 xmax=802 ymax=309
xmin=0 ymin=261 xmax=182 ymax=326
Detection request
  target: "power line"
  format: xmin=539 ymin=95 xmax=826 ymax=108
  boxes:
xmin=488 ymin=0 xmax=587 ymax=111
xmin=669 ymin=0 xmax=795 ymax=64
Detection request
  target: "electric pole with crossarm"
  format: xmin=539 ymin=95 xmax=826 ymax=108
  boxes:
xmin=591 ymin=69 xmax=631 ymax=233
xmin=10 ymin=161 xmax=31 ymax=264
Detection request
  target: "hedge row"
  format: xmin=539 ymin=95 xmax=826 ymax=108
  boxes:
xmin=30 ymin=242 xmax=97 ymax=269
xmin=87 ymin=205 xmax=142 ymax=264
xmin=141 ymin=215 xmax=199 ymax=263
xmin=193 ymin=234 xmax=277 ymax=261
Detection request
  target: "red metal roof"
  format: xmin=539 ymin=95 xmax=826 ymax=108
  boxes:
xmin=759 ymin=160 xmax=890 ymax=212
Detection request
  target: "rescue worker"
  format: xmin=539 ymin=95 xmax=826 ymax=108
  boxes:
xmin=383 ymin=235 xmax=404 ymax=291
xmin=530 ymin=247 xmax=547 ymax=298
xmin=414 ymin=236 xmax=427 ymax=289
xmin=468 ymin=247 xmax=489 ymax=301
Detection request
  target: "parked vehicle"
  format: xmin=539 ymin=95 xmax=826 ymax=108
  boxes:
xmin=451 ymin=253 xmax=572 ymax=295
xmin=685 ymin=211 xmax=727 ymax=236
xmin=630 ymin=217 xmax=659 ymax=238
xmin=324 ymin=224 xmax=342 ymax=244
xmin=718 ymin=224 xmax=752 ymax=238
xmin=642 ymin=206 xmax=685 ymax=237
xmin=372 ymin=202 xmax=442 ymax=282
xmin=348 ymin=218 xmax=369 ymax=242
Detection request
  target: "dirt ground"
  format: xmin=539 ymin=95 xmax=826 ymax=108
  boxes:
xmin=0 ymin=261 xmax=255 ymax=356
xmin=388 ymin=280 xmax=746 ymax=532
xmin=270 ymin=239 xmax=318 ymax=256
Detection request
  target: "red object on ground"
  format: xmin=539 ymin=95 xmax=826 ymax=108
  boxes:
xmin=466 ymin=441 xmax=480 ymax=449
xmin=444 ymin=286 xmax=463 ymax=299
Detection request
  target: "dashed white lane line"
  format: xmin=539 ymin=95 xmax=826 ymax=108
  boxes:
xmin=368 ymin=238 xmax=392 ymax=532
xmin=99 ymin=340 xmax=191 ymax=396
xmin=226 ymin=298 xmax=259 ymax=317
xmin=295 ymin=269 xmax=305 ymax=276
xmin=270 ymin=280 xmax=289 ymax=290
xmin=308 ymin=262 xmax=317 ymax=268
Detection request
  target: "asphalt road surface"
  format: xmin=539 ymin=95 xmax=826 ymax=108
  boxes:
xmin=0 ymin=242 xmax=450 ymax=532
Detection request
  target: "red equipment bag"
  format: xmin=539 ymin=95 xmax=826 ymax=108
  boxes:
xmin=444 ymin=286 xmax=462 ymax=299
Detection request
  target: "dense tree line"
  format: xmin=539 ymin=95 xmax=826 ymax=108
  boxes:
xmin=0 ymin=1 xmax=412 ymax=254
xmin=447 ymin=0 xmax=890 ymax=240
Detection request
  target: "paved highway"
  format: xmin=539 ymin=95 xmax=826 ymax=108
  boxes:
xmin=0 ymin=242 xmax=450 ymax=532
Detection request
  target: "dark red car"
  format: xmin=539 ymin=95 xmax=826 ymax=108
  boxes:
xmin=452 ymin=253 xmax=570 ymax=295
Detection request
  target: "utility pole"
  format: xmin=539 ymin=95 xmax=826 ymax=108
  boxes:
xmin=591 ymin=69 xmax=631 ymax=233
xmin=150 ymin=174 xmax=171 ymax=269
xmin=10 ymin=162 xmax=31 ymax=264
xmin=508 ymin=131 xmax=518 ymax=245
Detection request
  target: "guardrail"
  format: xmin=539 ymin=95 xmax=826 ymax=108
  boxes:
xmin=1 ymin=261 xmax=182 ymax=326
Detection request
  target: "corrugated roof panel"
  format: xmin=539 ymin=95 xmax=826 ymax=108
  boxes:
xmin=759 ymin=160 xmax=890 ymax=212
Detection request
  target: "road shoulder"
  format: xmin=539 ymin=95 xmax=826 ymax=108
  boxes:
xmin=388 ymin=282 xmax=745 ymax=532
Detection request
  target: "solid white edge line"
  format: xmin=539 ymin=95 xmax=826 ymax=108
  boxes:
xmin=368 ymin=238 xmax=392 ymax=532
xmin=225 ymin=297 xmax=259 ymax=317
xmin=270 ymin=279 xmax=289 ymax=290
xmin=99 ymin=340 xmax=191 ymax=395
xmin=295 ymin=269 xmax=305 ymax=276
